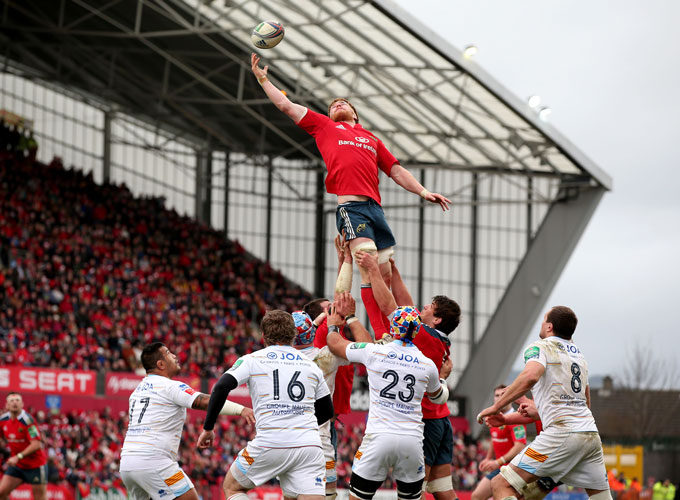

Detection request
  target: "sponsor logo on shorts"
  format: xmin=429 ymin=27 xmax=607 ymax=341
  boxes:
xmin=315 ymin=475 xmax=325 ymax=486
xmin=350 ymin=343 xmax=368 ymax=350
xmin=158 ymin=489 xmax=169 ymax=497
xmin=164 ymin=471 xmax=185 ymax=486
xmin=356 ymin=223 xmax=366 ymax=233
xmin=242 ymin=449 xmax=255 ymax=465
xmin=525 ymin=447 xmax=549 ymax=463
xmin=524 ymin=346 xmax=540 ymax=362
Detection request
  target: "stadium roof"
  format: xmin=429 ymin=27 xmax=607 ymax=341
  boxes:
xmin=1 ymin=0 xmax=610 ymax=188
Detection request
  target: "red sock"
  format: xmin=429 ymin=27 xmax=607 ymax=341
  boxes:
xmin=361 ymin=284 xmax=389 ymax=338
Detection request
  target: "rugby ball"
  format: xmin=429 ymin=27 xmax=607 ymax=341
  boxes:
xmin=251 ymin=21 xmax=285 ymax=49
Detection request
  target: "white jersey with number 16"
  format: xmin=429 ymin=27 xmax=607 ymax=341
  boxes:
xmin=227 ymin=344 xmax=330 ymax=448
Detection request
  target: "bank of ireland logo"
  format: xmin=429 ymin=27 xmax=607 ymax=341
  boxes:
xmin=267 ymin=352 xmax=277 ymax=359
xmin=355 ymin=136 xmax=369 ymax=143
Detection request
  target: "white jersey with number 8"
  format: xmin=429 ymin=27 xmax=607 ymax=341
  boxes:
xmin=227 ymin=344 xmax=331 ymax=448
xmin=523 ymin=336 xmax=597 ymax=432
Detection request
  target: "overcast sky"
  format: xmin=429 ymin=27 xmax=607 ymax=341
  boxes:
xmin=393 ymin=0 xmax=680 ymax=385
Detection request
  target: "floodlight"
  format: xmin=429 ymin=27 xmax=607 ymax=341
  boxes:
xmin=527 ymin=95 xmax=541 ymax=108
xmin=463 ymin=45 xmax=478 ymax=59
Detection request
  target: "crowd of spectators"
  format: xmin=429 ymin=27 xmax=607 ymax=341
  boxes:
xmin=0 ymin=150 xmax=311 ymax=379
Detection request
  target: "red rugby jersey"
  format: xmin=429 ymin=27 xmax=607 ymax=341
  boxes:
xmin=0 ymin=410 xmax=47 ymax=469
xmin=490 ymin=423 xmax=527 ymax=459
xmin=413 ymin=323 xmax=451 ymax=419
xmin=297 ymin=109 xmax=398 ymax=205
xmin=313 ymin=318 xmax=354 ymax=415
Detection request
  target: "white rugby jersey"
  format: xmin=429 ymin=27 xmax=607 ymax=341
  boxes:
xmin=523 ymin=336 xmax=598 ymax=432
xmin=345 ymin=340 xmax=441 ymax=437
xmin=120 ymin=374 xmax=200 ymax=468
xmin=227 ymin=344 xmax=331 ymax=448
xmin=299 ymin=345 xmax=350 ymax=397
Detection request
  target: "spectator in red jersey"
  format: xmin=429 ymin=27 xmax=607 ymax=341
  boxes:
xmin=353 ymin=251 xmax=462 ymax=500
xmin=471 ymin=385 xmax=527 ymax=500
xmin=251 ymin=53 xmax=450 ymax=292
xmin=0 ymin=392 xmax=49 ymax=500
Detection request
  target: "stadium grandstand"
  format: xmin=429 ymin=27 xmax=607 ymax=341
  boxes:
xmin=0 ymin=1 xmax=627 ymax=499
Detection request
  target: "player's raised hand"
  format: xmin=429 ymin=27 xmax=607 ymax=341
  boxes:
xmin=327 ymin=302 xmax=344 ymax=327
xmin=424 ymin=192 xmax=451 ymax=211
xmin=197 ymin=429 xmax=215 ymax=449
xmin=335 ymin=291 xmax=356 ymax=318
xmin=251 ymin=53 xmax=268 ymax=80
xmin=240 ymin=407 xmax=256 ymax=426
xmin=355 ymin=250 xmax=378 ymax=271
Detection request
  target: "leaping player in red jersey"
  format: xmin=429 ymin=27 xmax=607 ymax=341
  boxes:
xmin=0 ymin=392 xmax=48 ymax=500
xmin=251 ymin=53 xmax=451 ymax=293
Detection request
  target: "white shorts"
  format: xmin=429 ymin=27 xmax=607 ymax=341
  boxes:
xmin=511 ymin=428 xmax=608 ymax=490
xmin=120 ymin=459 xmax=194 ymax=500
xmin=320 ymin=421 xmax=337 ymax=483
xmin=351 ymin=433 xmax=425 ymax=483
xmin=230 ymin=444 xmax=326 ymax=497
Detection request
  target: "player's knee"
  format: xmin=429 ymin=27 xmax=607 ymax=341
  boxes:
xmin=425 ymin=476 xmax=453 ymax=493
xmin=498 ymin=465 xmax=527 ymax=495
xmin=589 ymin=491 xmax=613 ymax=500
xmin=349 ymin=473 xmax=382 ymax=500
xmin=396 ymin=478 xmax=424 ymax=500
xmin=351 ymin=241 xmax=377 ymax=259
xmin=377 ymin=247 xmax=394 ymax=264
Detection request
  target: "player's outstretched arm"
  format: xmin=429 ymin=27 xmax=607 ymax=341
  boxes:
xmin=192 ymin=393 xmax=255 ymax=424
xmin=389 ymin=258 xmax=414 ymax=307
xmin=334 ymin=292 xmax=372 ymax=344
xmin=389 ymin=164 xmax=451 ymax=211
xmin=477 ymin=362 xmax=544 ymax=424
xmin=325 ymin=305 xmax=351 ymax=360
xmin=251 ymin=53 xmax=306 ymax=123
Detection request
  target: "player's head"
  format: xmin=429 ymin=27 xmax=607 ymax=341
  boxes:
xmin=5 ymin=392 xmax=23 ymax=413
xmin=303 ymin=298 xmax=329 ymax=322
xmin=292 ymin=311 xmax=316 ymax=346
xmin=493 ymin=384 xmax=512 ymax=412
xmin=261 ymin=310 xmax=297 ymax=346
xmin=541 ymin=306 xmax=578 ymax=340
xmin=328 ymin=98 xmax=359 ymax=124
xmin=141 ymin=342 xmax=180 ymax=376
xmin=420 ymin=295 xmax=461 ymax=334
xmin=390 ymin=306 xmax=422 ymax=343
